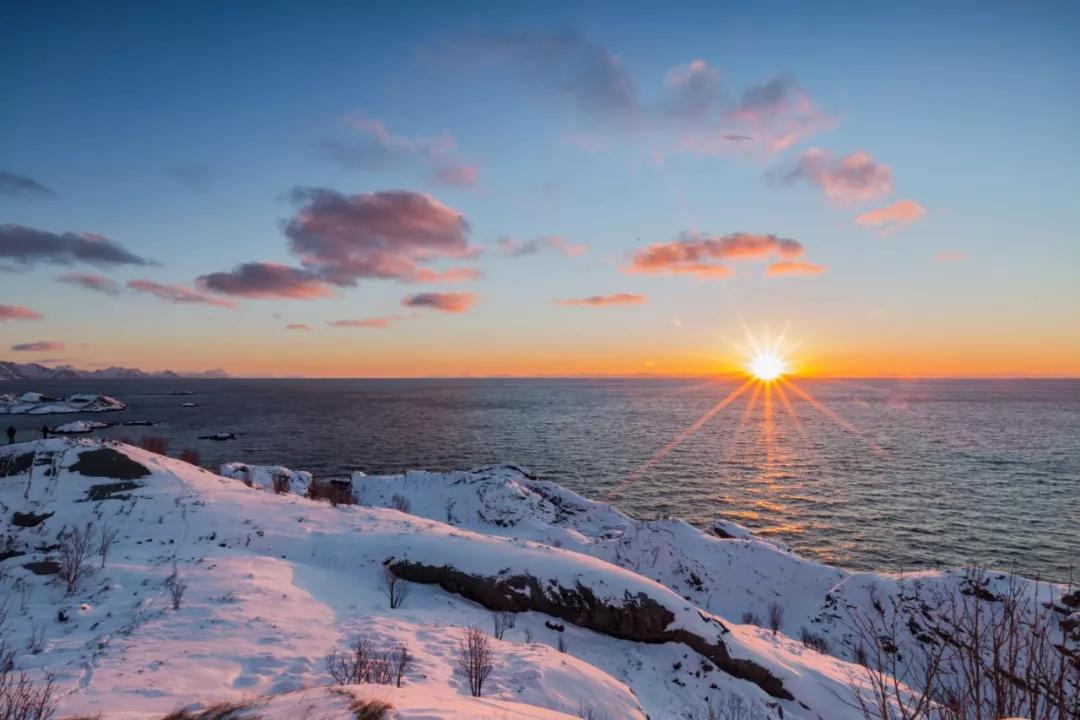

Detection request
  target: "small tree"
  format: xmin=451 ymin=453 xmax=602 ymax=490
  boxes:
xmin=390 ymin=494 xmax=411 ymax=513
xmin=178 ymin=448 xmax=202 ymax=466
xmin=97 ymin=522 xmax=120 ymax=569
xmin=740 ymin=611 xmax=761 ymax=627
xmin=57 ymin=523 xmax=93 ymax=594
xmin=492 ymin=611 xmax=514 ymax=640
xmin=457 ymin=627 xmax=495 ymax=698
xmin=166 ymin=567 xmax=187 ymax=610
xmin=389 ymin=642 xmax=415 ymax=688
xmin=382 ymin=566 xmax=409 ymax=609
xmin=271 ymin=471 xmax=290 ymax=495
xmin=766 ymin=601 xmax=784 ymax=635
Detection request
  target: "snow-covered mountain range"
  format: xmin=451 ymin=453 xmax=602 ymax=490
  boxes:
xmin=0 ymin=361 xmax=229 ymax=381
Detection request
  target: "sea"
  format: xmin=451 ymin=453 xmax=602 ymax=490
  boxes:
xmin=4 ymin=378 xmax=1078 ymax=582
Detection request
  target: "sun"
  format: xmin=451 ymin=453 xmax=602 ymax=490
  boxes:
xmin=749 ymin=351 xmax=786 ymax=382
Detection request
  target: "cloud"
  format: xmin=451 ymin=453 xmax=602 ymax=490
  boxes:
xmin=497 ymin=235 xmax=587 ymax=257
xmin=765 ymin=260 xmax=826 ymax=276
xmin=664 ymin=64 xmax=833 ymax=154
xmin=0 ymin=224 xmax=151 ymax=267
xmin=626 ymin=231 xmax=804 ymax=277
xmin=934 ymin=251 xmax=967 ymax=263
xmin=328 ymin=316 xmax=400 ymax=329
xmin=0 ymin=171 xmax=53 ymax=198
xmin=128 ymin=279 xmax=236 ymax=307
xmin=323 ymin=113 xmax=480 ymax=187
xmin=284 ymin=323 xmax=311 ymax=331
xmin=11 ymin=341 xmax=64 ymax=352
xmin=168 ymin=165 xmax=213 ymax=193
xmin=855 ymin=200 xmax=926 ymax=234
xmin=0 ymin=304 xmax=43 ymax=321
xmin=401 ymin=292 xmax=476 ymax=313
xmin=198 ymin=262 xmax=333 ymax=299
xmin=410 ymin=267 xmax=484 ymax=283
xmin=770 ymin=148 xmax=892 ymax=203
xmin=284 ymin=188 xmax=478 ymax=285
xmin=456 ymin=31 xmax=637 ymax=119
xmin=55 ymin=272 xmax=122 ymax=295
xmin=556 ymin=293 xmax=646 ymax=307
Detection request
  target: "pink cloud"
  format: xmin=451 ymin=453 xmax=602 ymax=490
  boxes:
xmin=855 ymin=200 xmax=926 ymax=234
xmin=664 ymin=65 xmax=834 ymax=155
xmin=328 ymin=316 xmax=399 ymax=329
xmin=401 ymin=292 xmax=476 ymax=313
xmin=773 ymin=148 xmax=892 ymax=203
xmin=284 ymin=323 xmax=312 ymax=331
xmin=284 ymin=188 xmax=479 ymax=285
xmin=497 ymin=235 xmax=588 ymax=257
xmin=766 ymin=260 xmax=827 ymax=276
xmin=934 ymin=251 xmax=967 ymax=263
xmin=0 ymin=304 xmax=43 ymax=321
xmin=128 ymin=279 xmax=236 ymax=307
xmin=410 ymin=266 xmax=484 ymax=284
xmin=55 ymin=272 xmax=122 ymax=295
xmin=11 ymin=340 xmax=64 ymax=352
xmin=198 ymin=262 xmax=333 ymax=299
xmin=556 ymin=293 xmax=646 ymax=307
xmin=626 ymin=232 xmax=803 ymax=277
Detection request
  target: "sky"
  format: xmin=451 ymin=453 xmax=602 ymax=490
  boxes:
xmin=2 ymin=0 xmax=1078 ymax=378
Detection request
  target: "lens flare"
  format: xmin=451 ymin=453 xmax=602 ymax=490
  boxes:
xmin=749 ymin=352 xmax=786 ymax=381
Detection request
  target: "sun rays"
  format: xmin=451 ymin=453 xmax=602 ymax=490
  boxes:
xmin=606 ymin=335 xmax=882 ymax=500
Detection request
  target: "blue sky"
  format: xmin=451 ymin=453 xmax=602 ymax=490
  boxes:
xmin=2 ymin=1 xmax=1078 ymax=376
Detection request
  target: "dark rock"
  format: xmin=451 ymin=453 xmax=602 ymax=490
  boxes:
xmin=69 ymin=448 xmax=151 ymax=479
xmin=389 ymin=560 xmax=794 ymax=701
xmin=12 ymin=511 xmax=53 ymax=528
xmin=84 ymin=481 xmax=142 ymax=502
xmin=0 ymin=452 xmax=34 ymax=477
xmin=23 ymin=560 xmax=60 ymax=575
xmin=1062 ymin=590 xmax=1080 ymax=608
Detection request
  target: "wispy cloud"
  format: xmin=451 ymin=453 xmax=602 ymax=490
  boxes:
xmin=198 ymin=262 xmax=333 ymax=299
xmin=128 ymin=279 xmax=235 ymax=307
xmin=284 ymin=323 xmax=312 ymax=331
xmin=0 ymin=171 xmax=54 ymax=198
xmin=0 ymin=304 xmax=43 ymax=321
xmin=497 ymin=235 xmax=587 ymax=257
xmin=0 ymin=224 xmax=151 ymax=268
xmin=765 ymin=260 xmax=827 ymax=276
xmin=769 ymin=148 xmax=892 ymax=203
xmin=626 ymin=232 xmax=804 ymax=278
xmin=934 ymin=251 xmax=967 ymax=263
xmin=401 ymin=292 xmax=476 ymax=313
xmin=855 ymin=200 xmax=926 ymax=234
xmin=55 ymin=272 xmax=122 ymax=295
xmin=328 ymin=316 xmax=401 ymax=329
xmin=555 ymin=293 xmax=646 ymax=306
xmin=11 ymin=340 xmax=64 ymax=352
xmin=323 ymin=113 xmax=480 ymax=187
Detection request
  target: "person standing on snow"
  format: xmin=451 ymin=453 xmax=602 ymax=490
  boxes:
xmin=5 ymin=426 xmax=14 ymax=444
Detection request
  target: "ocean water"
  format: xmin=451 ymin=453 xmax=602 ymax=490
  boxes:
xmin=5 ymin=378 xmax=1078 ymax=582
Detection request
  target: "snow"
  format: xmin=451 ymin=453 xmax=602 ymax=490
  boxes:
xmin=0 ymin=440 xmax=1072 ymax=720
xmin=0 ymin=392 xmax=126 ymax=415
xmin=51 ymin=420 xmax=112 ymax=434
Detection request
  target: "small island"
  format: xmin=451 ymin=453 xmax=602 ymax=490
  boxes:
xmin=0 ymin=392 xmax=127 ymax=415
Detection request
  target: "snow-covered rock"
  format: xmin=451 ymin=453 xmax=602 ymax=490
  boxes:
xmin=220 ymin=461 xmax=313 ymax=494
xmin=51 ymin=420 xmax=112 ymax=434
xmin=0 ymin=392 xmax=126 ymax=414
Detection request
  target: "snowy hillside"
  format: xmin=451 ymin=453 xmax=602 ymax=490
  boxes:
xmin=1 ymin=439 xmax=1075 ymax=720
xmin=0 ymin=392 xmax=126 ymax=415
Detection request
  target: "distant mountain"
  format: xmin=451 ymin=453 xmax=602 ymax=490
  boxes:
xmin=0 ymin=360 xmax=230 ymax=381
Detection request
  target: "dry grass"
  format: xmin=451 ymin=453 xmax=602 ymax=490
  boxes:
xmin=349 ymin=698 xmax=393 ymax=720
xmin=158 ymin=699 xmax=261 ymax=720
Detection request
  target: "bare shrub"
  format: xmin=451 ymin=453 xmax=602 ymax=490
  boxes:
xmin=390 ymin=494 xmax=411 ymax=513
xmin=57 ymin=523 xmax=93 ymax=594
xmin=740 ymin=611 xmax=761 ymax=627
xmin=457 ymin=627 xmax=495 ymax=698
xmin=689 ymin=693 xmax=770 ymax=720
xmin=138 ymin=436 xmax=168 ymax=455
xmin=178 ymin=448 xmax=201 ymax=467
xmin=158 ymin=700 xmax=259 ymax=720
xmin=25 ymin=623 xmax=44 ymax=655
xmin=578 ymin=702 xmax=609 ymax=720
xmin=799 ymin=626 xmax=830 ymax=654
xmin=557 ymin=634 xmax=567 ymax=653
xmin=492 ymin=611 xmax=514 ymax=640
xmin=348 ymin=698 xmax=393 ymax=720
xmin=307 ymin=479 xmax=353 ymax=507
xmin=165 ymin=568 xmax=187 ymax=610
xmin=96 ymin=522 xmax=120 ymax=569
xmin=766 ymin=601 xmax=784 ymax=635
xmin=0 ymin=667 xmax=57 ymax=720
xmin=271 ymin=471 xmax=290 ymax=495
xmin=326 ymin=637 xmax=414 ymax=687
xmin=381 ymin=566 xmax=409 ymax=609
xmin=846 ymin=572 xmax=1080 ymax=720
